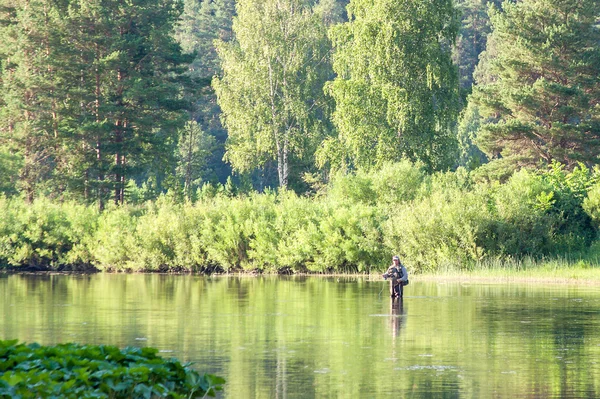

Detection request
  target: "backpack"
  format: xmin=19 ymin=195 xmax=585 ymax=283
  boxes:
xmin=399 ymin=265 xmax=409 ymax=286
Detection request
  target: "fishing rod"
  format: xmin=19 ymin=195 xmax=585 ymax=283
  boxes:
xmin=378 ymin=282 xmax=385 ymax=298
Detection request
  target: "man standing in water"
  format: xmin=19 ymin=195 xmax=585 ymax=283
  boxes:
xmin=383 ymin=255 xmax=408 ymax=298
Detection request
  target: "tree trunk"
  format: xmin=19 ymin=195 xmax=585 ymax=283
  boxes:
xmin=276 ymin=135 xmax=289 ymax=188
xmin=114 ymin=119 xmax=123 ymax=206
xmin=95 ymin=45 xmax=104 ymax=211
xmin=114 ymin=66 xmax=124 ymax=206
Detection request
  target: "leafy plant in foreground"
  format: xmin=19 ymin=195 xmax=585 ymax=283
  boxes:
xmin=0 ymin=340 xmax=225 ymax=399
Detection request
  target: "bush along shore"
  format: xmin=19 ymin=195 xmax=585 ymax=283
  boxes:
xmin=2 ymin=161 xmax=600 ymax=275
xmin=0 ymin=340 xmax=225 ymax=398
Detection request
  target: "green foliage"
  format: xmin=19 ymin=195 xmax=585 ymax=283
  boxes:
xmin=214 ymin=0 xmax=333 ymax=188
xmin=176 ymin=121 xmax=217 ymax=200
xmin=0 ymin=149 xmax=21 ymax=196
xmin=370 ymin=161 xmax=427 ymax=206
xmin=323 ymin=0 xmax=461 ymax=172
xmin=173 ymin=0 xmax=235 ymax=186
xmin=583 ymin=184 xmax=600 ymax=228
xmin=89 ymin=205 xmax=140 ymax=271
xmin=538 ymin=162 xmax=598 ymax=250
xmin=1 ymin=161 xmax=599 ymax=274
xmin=199 ymin=196 xmax=254 ymax=271
xmin=327 ymin=173 xmax=377 ymax=205
xmin=485 ymin=171 xmax=555 ymax=256
xmin=0 ymin=340 xmax=224 ymax=398
xmin=472 ymin=0 xmax=600 ymax=170
xmin=0 ymin=197 xmax=97 ymax=269
xmin=453 ymin=0 xmax=501 ymax=92
xmin=382 ymin=166 xmax=598 ymax=272
xmin=326 ymin=160 xmax=426 ymax=206
xmin=315 ymin=200 xmax=386 ymax=272
xmin=0 ymin=0 xmax=193 ymax=206
xmin=456 ymin=102 xmax=488 ymax=170
xmin=383 ymin=186 xmax=491 ymax=273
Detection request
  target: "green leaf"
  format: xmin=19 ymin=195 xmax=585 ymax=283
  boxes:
xmin=1 ymin=373 xmax=24 ymax=386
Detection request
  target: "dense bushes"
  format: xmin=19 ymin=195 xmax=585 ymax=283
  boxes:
xmin=0 ymin=161 xmax=598 ymax=273
xmin=0 ymin=197 xmax=98 ymax=270
xmin=0 ymin=340 xmax=224 ymax=398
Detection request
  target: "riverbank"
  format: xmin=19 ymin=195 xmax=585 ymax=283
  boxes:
xmin=5 ymin=259 xmax=600 ymax=286
xmin=414 ymin=272 xmax=600 ymax=285
xmin=3 ymin=163 xmax=600 ymax=275
xmin=411 ymin=260 xmax=600 ymax=285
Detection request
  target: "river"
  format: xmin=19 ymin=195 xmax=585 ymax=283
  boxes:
xmin=1 ymin=273 xmax=599 ymax=398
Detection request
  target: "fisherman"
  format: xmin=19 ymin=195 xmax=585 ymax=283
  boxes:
xmin=382 ymin=255 xmax=408 ymax=298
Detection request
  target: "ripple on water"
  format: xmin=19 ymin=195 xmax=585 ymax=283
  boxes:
xmin=394 ymin=365 xmax=457 ymax=372
xmin=314 ymin=368 xmax=330 ymax=374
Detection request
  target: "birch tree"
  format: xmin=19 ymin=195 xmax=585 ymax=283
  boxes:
xmin=213 ymin=0 xmax=333 ymax=188
xmin=321 ymin=0 xmax=461 ymax=172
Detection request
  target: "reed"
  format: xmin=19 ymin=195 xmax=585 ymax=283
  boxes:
xmin=415 ymin=256 xmax=600 ymax=283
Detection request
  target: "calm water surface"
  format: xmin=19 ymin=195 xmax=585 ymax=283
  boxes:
xmin=1 ymin=274 xmax=600 ymax=398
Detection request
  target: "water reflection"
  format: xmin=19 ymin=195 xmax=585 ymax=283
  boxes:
xmin=1 ymin=274 xmax=600 ymax=398
xmin=389 ymin=298 xmax=405 ymax=338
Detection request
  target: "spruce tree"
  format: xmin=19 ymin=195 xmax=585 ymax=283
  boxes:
xmin=472 ymin=0 xmax=600 ymax=170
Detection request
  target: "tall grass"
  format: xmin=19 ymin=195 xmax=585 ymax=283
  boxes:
xmin=416 ymin=256 xmax=600 ymax=283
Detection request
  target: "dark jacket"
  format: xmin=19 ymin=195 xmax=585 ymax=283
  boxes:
xmin=385 ymin=264 xmax=408 ymax=284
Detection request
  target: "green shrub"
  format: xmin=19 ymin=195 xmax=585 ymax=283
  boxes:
xmin=382 ymin=168 xmax=596 ymax=272
xmin=272 ymin=192 xmax=323 ymax=271
xmin=90 ymin=205 xmax=140 ymax=271
xmin=199 ymin=196 xmax=253 ymax=271
xmin=130 ymin=199 xmax=182 ymax=271
xmin=327 ymin=171 xmax=377 ymax=205
xmin=243 ymin=192 xmax=280 ymax=270
xmin=0 ymin=196 xmax=19 ymax=266
xmin=0 ymin=340 xmax=224 ymax=399
xmin=540 ymin=162 xmax=597 ymax=250
xmin=313 ymin=200 xmax=386 ymax=273
xmin=2 ymin=161 xmax=599 ymax=274
xmin=174 ymin=202 xmax=213 ymax=272
xmin=370 ymin=161 xmax=426 ymax=205
xmin=583 ymin=183 xmax=600 ymax=228
xmin=384 ymin=186 xmax=491 ymax=273
xmin=0 ymin=197 xmax=97 ymax=269
xmin=326 ymin=160 xmax=426 ymax=207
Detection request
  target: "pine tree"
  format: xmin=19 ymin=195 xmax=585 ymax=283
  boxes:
xmin=472 ymin=0 xmax=600 ymax=170
xmin=0 ymin=0 xmax=193 ymax=207
xmin=174 ymin=0 xmax=236 ymax=185
xmin=452 ymin=0 xmax=501 ymax=95
xmin=0 ymin=0 xmax=66 ymax=201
